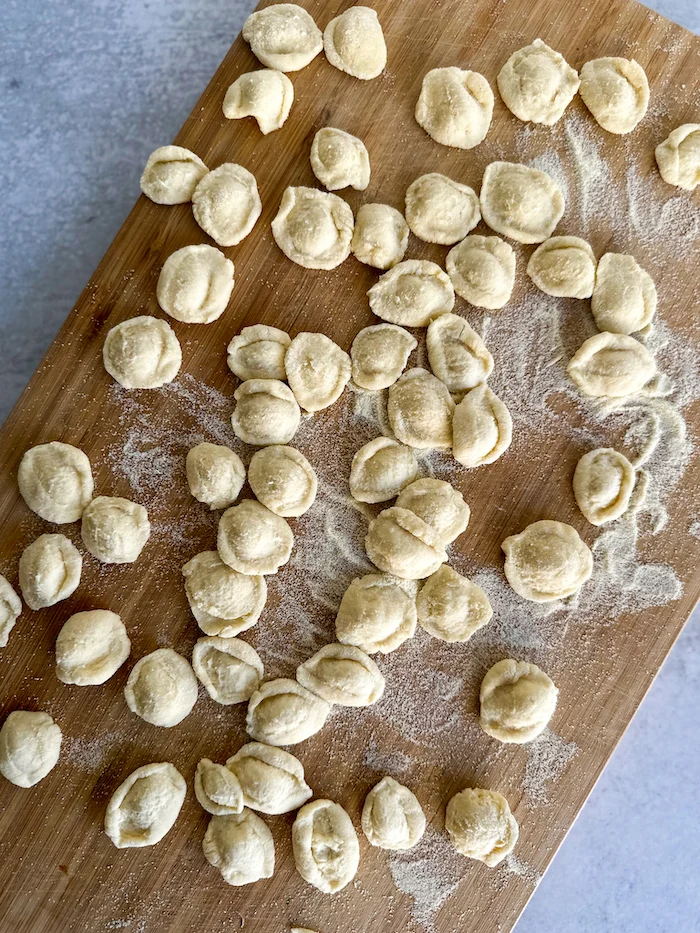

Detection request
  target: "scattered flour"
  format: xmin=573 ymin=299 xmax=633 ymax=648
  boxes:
xmin=523 ymin=730 xmax=579 ymax=807
xmin=499 ymin=854 xmax=542 ymax=887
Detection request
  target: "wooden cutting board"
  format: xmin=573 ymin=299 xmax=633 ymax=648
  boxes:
xmin=1 ymin=0 xmax=699 ymax=931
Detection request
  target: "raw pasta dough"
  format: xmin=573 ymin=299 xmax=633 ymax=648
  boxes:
xmin=285 ymin=332 xmax=351 ymax=412
xmin=183 ymin=550 xmax=267 ymax=636
xmin=227 ymin=742 xmax=312 ymax=814
xmin=446 ymin=235 xmax=516 ymax=310
xmin=0 ymin=575 xmax=21 ymax=648
xmin=192 ymin=636 xmax=264 ymax=704
xmin=272 ymin=186 xmax=354 ymax=270
xmin=246 ymin=678 xmax=330 ymax=746
xmin=157 ymin=245 xmax=234 ymax=324
xmin=105 ymin=762 xmax=186 ymax=848
xmin=310 ymin=128 xmax=370 ymax=191
xmin=349 ymin=437 xmax=418 ymax=503
xmin=497 ymin=39 xmax=579 ymax=125
xmin=217 ymin=500 xmax=293 ymax=575
xmin=445 ymin=788 xmax=518 ymax=866
xmin=192 ymin=163 xmax=262 ymax=247
xmin=591 ymin=253 xmax=657 ymax=334
xmin=124 ymin=648 xmax=198 ymax=727
xmin=452 ymin=384 xmax=513 ymax=468
xmin=426 ymin=313 xmax=493 ymax=392
xmin=223 ymin=69 xmax=294 ymax=134
xmin=243 ymin=3 xmax=322 ymax=72
xmin=81 ymin=496 xmax=150 ymax=564
xmin=527 ymin=236 xmax=597 ymax=299
xmin=231 ymin=379 xmax=301 ymax=445
xmin=405 ymin=173 xmax=480 ymax=245
xmin=387 ymin=368 xmax=455 ymax=449
xmin=396 ymin=478 xmax=470 ymax=544
xmin=365 ymin=507 xmax=447 ymax=580
xmin=480 ymin=161 xmax=565 ymax=244
xmin=248 ymin=446 xmax=317 ymax=516
xmin=55 ymin=610 xmax=130 ymax=685
xmin=368 ymin=260 xmax=455 ymax=328
xmin=140 ymin=145 xmax=208 ymax=204
xmin=186 ymin=442 xmax=245 ymax=510
xmin=103 ymin=316 xmax=182 ymax=389
xmin=361 ymin=776 xmax=425 ymax=850
xmin=18 ymin=441 xmax=93 ymax=524
xmin=415 ymin=67 xmax=494 ymax=149
xmin=335 ymin=573 xmax=417 ymax=654
xmin=416 ymin=565 xmax=492 ymax=642
xmin=228 ymin=325 xmax=290 ymax=381
xmin=502 ymin=519 xmax=593 ymax=602
xmin=480 ymin=658 xmax=558 ymax=743
xmin=579 ymin=57 xmax=649 ymax=134
xmin=323 ymin=6 xmax=387 ymax=80
xmin=0 ymin=710 xmax=62 ymax=787
xmin=351 ymin=204 xmax=409 ymax=270
xmin=19 ymin=533 xmax=81 ymax=609
xmin=292 ymin=799 xmax=360 ymax=893
xmin=655 ymin=124 xmax=700 ymax=190
xmin=203 ymin=810 xmax=275 ymax=886
xmin=296 ymin=643 xmax=385 ymax=706
xmin=350 ymin=323 xmax=416 ymax=390
xmin=573 ymin=447 xmax=636 ymax=526
xmin=567 ymin=332 xmax=656 ymax=398
xmin=195 ymin=758 xmax=244 ymax=815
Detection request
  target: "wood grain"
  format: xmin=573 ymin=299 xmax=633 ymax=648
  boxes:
xmin=0 ymin=1 xmax=699 ymax=932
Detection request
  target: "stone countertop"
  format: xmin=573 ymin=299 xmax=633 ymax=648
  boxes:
xmin=1 ymin=1 xmax=698 ymax=931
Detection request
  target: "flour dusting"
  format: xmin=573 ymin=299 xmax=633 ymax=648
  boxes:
xmin=523 ymin=730 xmax=579 ymax=807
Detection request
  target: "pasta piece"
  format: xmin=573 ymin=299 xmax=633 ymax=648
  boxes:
xmin=365 ymin=507 xmax=447 ymax=580
xmin=426 ymin=313 xmax=493 ymax=392
xmin=416 ymin=67 xmax=493 ymax=149
xmin=416 ymin=565 xmax=492 ymax=642
xmin=368 ymin=260 xmax=455 ymax=327
xmin=350 ymin=323 xmax=416 ymax=390
xmin=349 ymin=437 xmax=418 ymax=503
xmin=292 ymin=799 xmax=359 ymax=893
xmin=336 ymin=573 xmax=417 ymax=654
xmin=446 ymin=235 xmax=516 ymax=310
xmin=223 ymin=69 xmax=294 ymax=134
xmin=285 ymin=332 xmax=351 ymax=412
xmin=296 ymin=643 xmax=385 ymax=706
xmin=388 ymin=368 xmax=454 ymax=449
xmin=452 ymin=385 xmax=512 ymax=468
xmin=272 ymin=186 xmax=354 ymax=270
xmin=502 ymin=519 xmax=593 ymax=602
xmin=480 ymin=161 xmax=565 ymax=244
xmin=310 ymin=128 xmax=370 ymax=191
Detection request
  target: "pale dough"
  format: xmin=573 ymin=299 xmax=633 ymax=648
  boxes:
xmin=18 ymin=441 xmax=93 ymax=524
xmin=426 ymin=313 xmax=494 ymax=392
xmin=497 ymin=39 xmax=579 ymax=125
xmin=0 ymin=575 xmax=21 ymax=648
xmin=388 ymin=368 xmax=455 ymax=450
xmin=140 ymin=145 xmax=208 ymax=205
xmin=203 ymin=810 xmax=275 ymax=885
xmin=335 ymin=573 xmax=418 ymax=654
xmin=285 ymin=332 xmax=351 ymax=412
xmin=351 ymin=204 xmax=409 ymax=270
xmin=527 ymin=236 xmax=597 ymax=299
xmin=415 ymin=67 xmax=494 ymax=149
xmin=480 ymin=658 xmax=558 ymax=743
xmin=227 ymin=324 xmax=291 ymax=381
xmin=405 ymin=173 xmax=481 ymax=245
xmin=292 ymin=799 xmax=360 ymax=893
xmin=446 ymin=235 xmax=516 ymax=310
xmin=655 ymin=124 xmax=700 ymax=190
xmin=310 ymin=127 xmax=370 ymax=191
xmin=323 ymin=6 xmax=387 ymax=80
xmin=591 ymin=253 xmax=657 ymax=334
xmin=573 ymin=447 xmax=636 ymax=526
xmin=579 ymin=57 xmax=649 ymax=134
xmin=502 ymin=519 xmax=593 ymax=603
xmin=248 ymin=445 xmax=317 ymax=516
xmin=350 ymin=323 xmax=416 ymax=390
xmin=231 ymin=379 xmax=301 ymax=445
xmin=103 ymin=316 xmax=182 ymax=389
xmin=124 ymin=648 xmax=198 ymax=727
xmin=349 ymin=437 xmax=418 ymax=503
xmin=395 ymin=478 xmax=470 ymax=544
xmin=296 ymin=642 xmax=385 ymax=706
xmin=105 ymin=762 xmax=186 ymax=848
xmin=186 ymin=442 xmax=245 ymax=511
xmin=365 ymin=507 xmax=447 ymax=580
xmin=246 ymin=678 xmax=330 ymax=746
xmin=452 ymin=384 xmax=513 ymax=469
xmin=480 ymin=161 xmax=565 ymax=244
xmin=416 ymin=565 xmax=492 ymax=643
xmin=226 ymin=741 xmax=313 ymax=814
xmin=192 ymin=636 xmax=264 ymax=704
xmin=243 ymin=3 xmax=322 ymax=72
xmin=368 ymin=259 xmax=455 ymax=328
xmin=217 ymin=500 xmax=294 ymax=575
xmin=361 ymin=776 xmax=426 ymax=850
xmin=19 ymin=533 xmax=81 ymax=610
xmin=157 ymin=244 xmax=234 ymax=324
xmin=445 ymin=787 xmax=518 ymax=866
xmin=81 ymin=496 xmax=150 ymax=564
xmin=272 ymin=186 xmax=354 ymax=270
xmin=192 ymin=163 xmax=262 ymax=247
xmin=567 ymin=332 xmax=656 ymax=398
xmin=195 ymin=758 xmax=244 ymax=815
xmin=183 ymin=550 xmax=267 ymax=636
xmin=0 ymin=710 xmax=62 ymax=788
xmin=223 ymin=69 xmax=294 ymax=134
xmin=55 ymin=610 xmax=130 ymax=686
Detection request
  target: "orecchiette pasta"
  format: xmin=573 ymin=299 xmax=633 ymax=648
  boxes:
xmin=579 ymin=57 xmax=649 ymax=134
xmin=55 ymin=610 xmax=131 ymax=685
xmin=140 ymin=145 xmax=208 ymax=204
xmin=591 ymin=253 xmax=657 ymax=334
xmin=426 ymin=313 xmax=494 ymax=393
xmin=194 ymin=758 xmax=244 ymax=815
xmin=502 ymin=519 xmax=593 ymax=602
xmin=368 ymin=260 xmax=455 ymax=327
xmin=203 ymin=810 xmax=275 ymax=886
xmin=292 ymin=799 xmax=360 ymax=893
xmin=191 ymin=163 xmax=262 ymax=247
xmin=480 ymin=161 xmax=565 ymax=244
xmin=226 ymin=741 xmax=313 ymax=814
xmin=655 ymin=124 xmax=700 ymax=190
xmin=156 ymin=244 xmax=234 ymax=324
xmin=81 ymin=496 xmax=150 ymax=564
xmin=19 ymin=533 xmax=82 ymax=610
xmin=573 ymin=447 xmax=636 ymax=526
xmin=479 ymin=658 xmax=558 ymax=743
xmin=0 ymin=710 xmax=62 ymax=788
xmin=124 ymin=648 xmax=198 ymax=728
xmin=395 ymin=478 xmax=470 ymax=544
xmin=415 ymin=67 xmax=494 ymax=149
xmin=223 ymin=69 xmax=294 ymax=134
xmin=567 ymin=332 xmax=657 ymax=398
xmin=217 ymin=500 xmax=294 ymax=575
xmin=272 ymin=186 xmax=354 ymax=270
xmin=296 ymin=643 xmax=385 ymax=706
xmin=351 ymin=204 xmax=409 ymax=270
xmin=248 ymin=446 xmax=317 ymax=516
xmin=285 ymin=332 xmax=351 ymax=412
xmin=526 ymin=236 xmax=597 ymax=299
xmin=231 ymin=379 xmax=301 ymax=445
xmin=416 ymin=565 xmax=492 ymax=642
xmin=246 ymin=678 xmax=331 ymax=746
xmin=445 ymin=235 xmax=516 ymax=309
xmin=405 ymin=173 xmax=480 ymax=245
xmin=361 ymin=776 xmax=426 ymax=850
xmin=387 ymin=368 xmax=455 ymax=449
xmin=183 ymin=551 xmax=267 ymax=636
xmin=349 ymin=437 xmax=418 ymax=503
xmin=452 ymin=385 xmax=513 ymax=468
xmin=323 ymin=6 xmax=387 ymax=80
xmin=365 ymin=507 xmax=447 ymax=580
xmin=105 ymin=762 xmax=186 ymax=848
xmin=350 ymin=323 xmax=416 ymax=390
xmin=497 ymin=39 xmax=580 ymax=125
xmin=445 ymin=788 xmax=518 ymax=866
xmin=0 ymin=575 xmax=21 ymax=649
xmin=310 ymin=128 xmax=370 ymax=191
xmin=103 ymin=316 xmax=181 ymax=389
xmin=18 ymin=441 xmax=93 ymax=524
xmin=243 ymin=3 xmax=322 ymax=72
xmin=335 ymin=573 xmax=418 ymax=654
xmin=186 ymin=442 xmax=245 ymax=510
xmin=192 ymin=636 xmax=264 ymax=704
xmin=227 ymin=324 xmax=291 ymax=381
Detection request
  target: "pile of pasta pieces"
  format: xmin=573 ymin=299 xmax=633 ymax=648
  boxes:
xmin=0 ymin=0 xmax=698 ymax=914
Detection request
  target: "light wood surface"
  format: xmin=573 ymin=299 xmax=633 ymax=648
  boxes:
xmin=1 ymin=1 xmax=699 ymax=931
